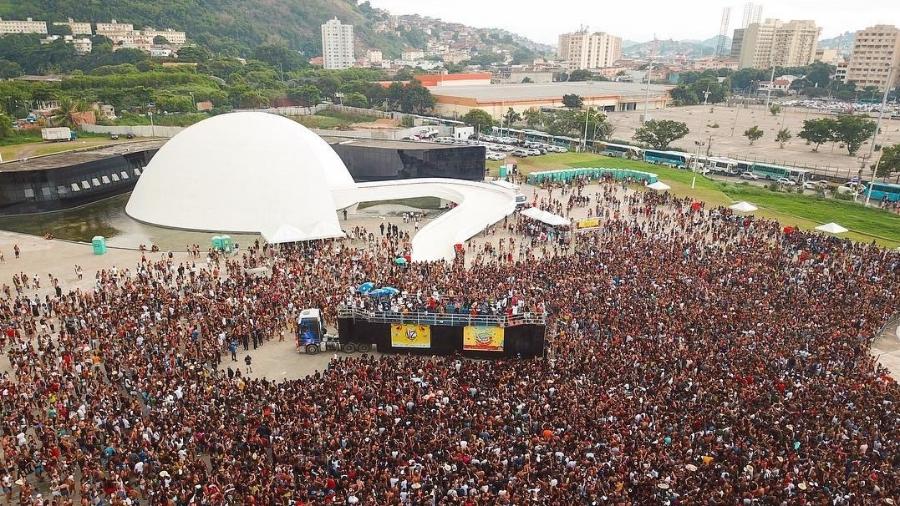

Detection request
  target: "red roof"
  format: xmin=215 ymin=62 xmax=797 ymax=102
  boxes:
xmin=416 ymin=72 xmax=492 ymax=87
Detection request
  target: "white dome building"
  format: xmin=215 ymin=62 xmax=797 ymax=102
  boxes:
xmin=126 ymin=112 xmax=354 ymax=242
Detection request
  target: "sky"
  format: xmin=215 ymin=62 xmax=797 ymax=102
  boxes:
xmin=368 ymin=0 xmax=900 ymax=44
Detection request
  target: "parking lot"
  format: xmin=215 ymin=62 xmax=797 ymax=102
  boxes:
xmin=432 ymin=134 xmax=569 ymax=161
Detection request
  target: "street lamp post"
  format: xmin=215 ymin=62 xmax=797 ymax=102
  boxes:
xmin=864 ymin=65 xmax=895 ymax=206
xmin=642 ymin=61 xmax=653 ymax=124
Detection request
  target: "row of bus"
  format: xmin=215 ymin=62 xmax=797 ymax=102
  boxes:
xmin=599 ymin=142 xmax=900 ymax=202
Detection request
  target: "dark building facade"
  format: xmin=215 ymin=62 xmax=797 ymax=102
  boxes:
xmin=0 ymin=138 xmax=485 ymax=216
xmin=0 ymin=144 xmax=158 ymax=215
xmin=329 ymin=139 xmax=486 ymax=182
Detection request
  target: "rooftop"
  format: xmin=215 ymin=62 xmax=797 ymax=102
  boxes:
xmin=0 ymin=140 xmax=165 ymax=173
xmin=429 ymin=81 xmax=673 ymax=103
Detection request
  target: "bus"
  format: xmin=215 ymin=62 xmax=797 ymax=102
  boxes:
xmin=600 ymin=142 xmax=643 ymax=159
xmin=863 ymin=182 xmax=900 ymax=202
xmin=750 ymin=163 xmax=812 ymax=183
xmin=643 ymin=150 xmax=693 ymax=169
xmin=706 ymin=157 xmax=739 ymax=174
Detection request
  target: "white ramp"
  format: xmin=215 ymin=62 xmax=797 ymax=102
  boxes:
xmin=332 ymin=178 xmax=517 ymax=262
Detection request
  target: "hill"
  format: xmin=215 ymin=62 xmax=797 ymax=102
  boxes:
xmin=0 ymin=0 xmax=544 ymax=59
xmin=818 ymin=31 xmax=855 ymax=51
xmin=622 ymin=36 xmax=728 ymax=58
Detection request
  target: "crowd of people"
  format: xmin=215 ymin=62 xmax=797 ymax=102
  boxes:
xmin=0 ymin=179 xmax=898 ymax=504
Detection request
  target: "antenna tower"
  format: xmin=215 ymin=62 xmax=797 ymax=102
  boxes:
xmin=715 ymin=7 xmax=731 ymax=57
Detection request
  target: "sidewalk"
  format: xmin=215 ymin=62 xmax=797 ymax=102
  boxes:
xmin=872 ymin=315 xmax=900 ymax=379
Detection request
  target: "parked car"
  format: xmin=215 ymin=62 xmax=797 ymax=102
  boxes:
xmin=740 ymin=172 xmax=760 ymax=180
xmin=512 ymin=149 xmax=530 ymax=157
xmin=776 ymin=177 xmax=796 ymax=186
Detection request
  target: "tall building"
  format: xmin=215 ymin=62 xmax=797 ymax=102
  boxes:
xmin=558 ymin=30 xmax=622 ymax=70
xmin=738 ymin=19 xmax=820 ymax=69
xmin=0 ymin=17 xmax=48 ymax=35
xmin=742 ymin=3 xmax=763 ymax=29
xmin=846 ymin=25 xmax=900 ymax=92
xmin=96 ymin=19 xmax=134 ymax=37
xmin=321 ymin=18 xmax=354 ymax=70
xmin=731 ymin=28 xmax=745 ymax=58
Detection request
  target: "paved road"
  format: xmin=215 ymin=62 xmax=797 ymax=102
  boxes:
xmin=872 ymin=315 xmax=900 ymax=379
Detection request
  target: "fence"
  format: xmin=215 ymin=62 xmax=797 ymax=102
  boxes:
xmin=337 ymin=307 xmax=546 ymax=327
xmin=81 ymin=124 xmax=184 ymax=138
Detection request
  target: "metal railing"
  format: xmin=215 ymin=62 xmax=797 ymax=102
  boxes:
xmin=338 ymin=307 xmax=546 ymax=327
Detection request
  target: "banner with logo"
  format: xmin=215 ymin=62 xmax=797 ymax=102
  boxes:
xmin=463 ymin=326 xmax=504 ymax=352
xmin=576 ymin=218 xmax=600 ymax=229
xmin=390 ymin=324 xmax=431 ymax=349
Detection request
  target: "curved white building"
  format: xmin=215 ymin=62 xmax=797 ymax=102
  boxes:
xmin=126 ymin=111 xmax=517 ymax=261
xmin=126 ymin=112 xmax=353 ymax=241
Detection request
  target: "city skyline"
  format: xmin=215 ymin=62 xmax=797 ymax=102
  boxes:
xmin=370 ymin=0 xmax=900 ymax=45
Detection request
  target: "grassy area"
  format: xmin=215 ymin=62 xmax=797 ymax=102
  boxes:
xmin=490 ymin=153 xmax=900 ymax=247
xmin=292 ymin=110 xmax=381 ymax=131
xmin=0 ymin=134 xmax=116 ymax=162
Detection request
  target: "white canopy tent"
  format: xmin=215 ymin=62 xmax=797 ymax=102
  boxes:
xmin=647 ymin=181 xmax=671 ymax=191
xmin=815 ymin=222 xmax=848 ymax=234
xmin=729 ymin=201 xmax=759 ymax=213
xmin=520 ymin=207 xmax=571 ymax=227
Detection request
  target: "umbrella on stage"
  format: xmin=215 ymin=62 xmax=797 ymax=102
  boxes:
xmin=381 ymin=287 xmax=400 ymax=296
xmin=357 ymin=282 xmax=375 ymax=294
xmin=366 ymin=288 xmax=389 ymax=298
xmin=394 ymin=257 xmax=408 ymax=265
xmin=729 ymin=201 xmax=758 ymax=213
xmin=815 ymin=222 xmax=848 ymax=234
xmin=647 ymin=181 xmax=671 ymax=191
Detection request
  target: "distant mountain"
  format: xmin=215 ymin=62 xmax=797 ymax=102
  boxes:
xmin=622 ymin=36 xmax=730 ymax=58
xmin=818 ymin=31 xmax=855 ymax=51
xmin=0 ymin=0 xmax=548 ymax=59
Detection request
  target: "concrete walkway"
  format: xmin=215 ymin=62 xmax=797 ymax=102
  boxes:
xmin=872 ymin=315 xmax=900 ymax=379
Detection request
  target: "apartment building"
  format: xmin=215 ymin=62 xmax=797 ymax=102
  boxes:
xmin=558 ymin=30 xmax=622 ymax=70
xmin=0 ymin=17 xmax=48 ymax=35
xmin=846 ymin=25 xmax=900 ymax=92
xmin=737 ymin=19 xmax=821 ymax=69
xmin=95 ymin=19 xmax=133 ymax=38
xmin=53 ymin=18 xmax=92 ymax=36
xmin=141 ymin=28 xmax=187 ymax=45
xmin=321 ymin=18 xmax=354 ymax=70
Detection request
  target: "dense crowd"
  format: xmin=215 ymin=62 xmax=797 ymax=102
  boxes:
xmin=0 ymin=180 xmax=898 ymax=505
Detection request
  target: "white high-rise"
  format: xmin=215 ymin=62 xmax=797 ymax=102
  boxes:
xmin=321 ymin=18 xmax=354 ymax=70
xmin=558 ymin=30 xmax=622 ymax=70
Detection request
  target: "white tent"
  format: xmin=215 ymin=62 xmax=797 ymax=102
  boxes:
xmin=815 ymin=222 xmax=848 ymax=234
xmin=729 ymin=201 xmax=758 ymax=213
xmin=647 ymin=181 xmax=671 ymax=191
xmin=520 ymin=207 xmax=570 ymax=227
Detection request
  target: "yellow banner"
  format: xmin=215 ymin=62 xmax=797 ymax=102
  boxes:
xmin=463 ymin=326 xmax=504 ymax=352
xmin=576 ymin=218 xmax=600 ymax=229
xmin=390 ymin=324 xmax=431 ymax=349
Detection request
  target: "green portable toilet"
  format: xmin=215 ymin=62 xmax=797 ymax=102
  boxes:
xmin=211 ymin=235 xmax=223 ymax=251
xmin=221 ymin=235 xmax=233 ymax=253
xmin=499 ymin=165 xmax=508 ymax=178
xmin=91 ymin=236 xmax=107 ymax=255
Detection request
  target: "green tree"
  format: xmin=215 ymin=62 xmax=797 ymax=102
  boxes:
xmin=502 ymin=107 xmax=521 ymax=127
xmin=546 ymin=109 xmax=581 ymax=136
xmin=875 ymin=144 xmax=900 ymax=181
xmin=832 ymin=115 xmax=876 ymax=156
xmin=0 ymin=112 xmax=13 ymax=139
xmin=633 ymin=119 xmax=690 ymax=150
xmin=153 ymin=35 xmax=170 ymax=45
xmin=769 ymin=103 xmax=781 ymax=116
xmin=47 ymin=24 xmax=72 ymax=37
xmin=562 ymin=93 xmax=583 ymax=108
xmin=0 ymin=59 xmax=23 ymax=79
xmin=521 ymin=77 xmax=533 ymax=83
xmin=252 ymin=44 xmax=307 ymax=72
xmin=462 ymin=108 xmax=495 ymax=132
xmin=744 ymin=125 xmax=764 ymax=145
xmin=798 ymin=118 xmax=836 ymax=152
xmin=176 ymin=46 xmax=211 ymax=63
xmin=523 ymin=107 xmax=545 ymax=128
xmin=775 ymin=128 xmax=792 ymax=148
xmin=51 ymin=97 xmax=88 ymax=128
xmin=567 ymin=69 xmax=593 ymax=82
xmin=342 ymin=92 xmax=368 ymax=108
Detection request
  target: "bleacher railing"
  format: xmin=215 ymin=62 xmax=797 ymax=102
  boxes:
xmin=338 ymin=307 xmax=546 ymax=327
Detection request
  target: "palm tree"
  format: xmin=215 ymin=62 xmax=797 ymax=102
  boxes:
xmin=51 ymin=97 xmax=88 ymax=128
